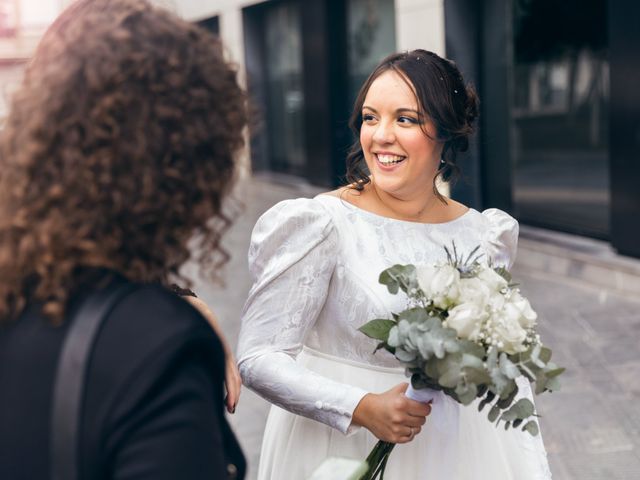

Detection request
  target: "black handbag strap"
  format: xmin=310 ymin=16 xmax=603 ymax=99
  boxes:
xmin=50 ymin=280 xmax=136 ymax=480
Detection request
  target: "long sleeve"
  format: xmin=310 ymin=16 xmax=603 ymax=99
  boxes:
xmin=237 ymin=198 xmax=368 ymax=434
xmin=481 ymin=208 xmax=519 ymax=270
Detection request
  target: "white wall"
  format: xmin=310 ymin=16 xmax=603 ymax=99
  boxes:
xmin=395 ymin=0 xmax=445 ymax=55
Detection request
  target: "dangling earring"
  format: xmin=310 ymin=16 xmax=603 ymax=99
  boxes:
xmin=439 ymin=157 xmax=446 ymax=170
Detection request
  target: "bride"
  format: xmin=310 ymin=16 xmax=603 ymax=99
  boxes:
xmin=237 ymin=49 xmax=551 ymax=479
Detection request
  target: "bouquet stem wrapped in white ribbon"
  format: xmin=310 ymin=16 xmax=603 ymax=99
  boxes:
xmin=357 ymin=244 xmax=564 ymax=480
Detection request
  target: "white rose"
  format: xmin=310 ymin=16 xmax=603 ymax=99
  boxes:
xmin=476 ymin=267 xmax=509 ymax=293
xmin=417 ymin=265 xmax=461 ymax=309
xmin=458 ymin=277 xmax=491 ymax=306
xmin=446 ymin=302 xmax=487 ymax=340
xmin=493 ymin=305 xmax=528 ymax=354
xmin=508 ymin=291 xmax=537 ymax=329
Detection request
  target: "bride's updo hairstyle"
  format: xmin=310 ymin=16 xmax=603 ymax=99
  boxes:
xmin=346 ymin=49 xmax=479 ymax=200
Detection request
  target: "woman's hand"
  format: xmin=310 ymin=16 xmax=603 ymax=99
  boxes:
xmin=352 ymin=383 xmax=431 ymax=443
xmin=185 ymin=296 xmax=242 ymax=414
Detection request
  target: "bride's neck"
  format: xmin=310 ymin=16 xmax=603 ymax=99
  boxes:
xmin=368 ymin=183 xmax=442 ymax=223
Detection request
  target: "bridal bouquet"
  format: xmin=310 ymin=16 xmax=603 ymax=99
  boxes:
xmin=357 ymin=245 xmax=564 ymax=480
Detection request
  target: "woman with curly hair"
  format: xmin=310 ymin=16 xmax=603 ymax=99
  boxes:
xmin=0 ymin=0 xmax=247 ymax=479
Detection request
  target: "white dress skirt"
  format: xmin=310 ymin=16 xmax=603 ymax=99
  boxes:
xmin=237 ymin=196 xmax=552 ymax=480
xmin=257 ymin=348 xmax=550 ymax=480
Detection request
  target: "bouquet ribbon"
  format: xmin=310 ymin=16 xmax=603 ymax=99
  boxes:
xmin=405 ymin=384 xmax=460 ymax=435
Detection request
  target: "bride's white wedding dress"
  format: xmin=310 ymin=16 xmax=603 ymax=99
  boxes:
xmin=237 ymin=194 xmax=551 ymax=480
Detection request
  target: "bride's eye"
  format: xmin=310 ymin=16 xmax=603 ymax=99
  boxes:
xmin=362 ymin=113 xmax=376 ymax=123
xmin=398 ymin=116 xmax=419 ymax=125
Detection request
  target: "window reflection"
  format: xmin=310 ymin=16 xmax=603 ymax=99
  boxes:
xmin=347 ymin=0 xmax=396 ymax=105
xmin=264 ymin=3 xmax=306 ymax=176
xmin=509 ymin=0 xmax=609 ymax=237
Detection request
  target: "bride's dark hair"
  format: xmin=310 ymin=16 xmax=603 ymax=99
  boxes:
xmin=345 ymin=49 xmax=479 ymax=201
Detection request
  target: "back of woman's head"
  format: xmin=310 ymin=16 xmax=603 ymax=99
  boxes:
xmin=0 ymin=0 xmax=247 ymax=321
xmin=346 ymin=49 xmax=479 ymax=192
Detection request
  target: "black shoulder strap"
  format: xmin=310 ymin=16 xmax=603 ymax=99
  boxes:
xmin=50 ymin=280 xmax=136 ymax=480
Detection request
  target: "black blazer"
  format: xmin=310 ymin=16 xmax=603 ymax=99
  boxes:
xmin=0 ymin=279 xmax=245 ymax=480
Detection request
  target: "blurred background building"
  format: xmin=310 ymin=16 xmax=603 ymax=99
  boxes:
xmin=1 ymin=0 xmax=638 ymax=260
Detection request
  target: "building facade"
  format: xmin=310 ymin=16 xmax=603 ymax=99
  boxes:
xmin=171 ymin=0 xmax=636 ymax=259
xmin=1 ymin=0 xmax=636 ymax=258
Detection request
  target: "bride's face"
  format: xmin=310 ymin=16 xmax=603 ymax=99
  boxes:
xmin=360 ymin=70 xmax=443 ymax=200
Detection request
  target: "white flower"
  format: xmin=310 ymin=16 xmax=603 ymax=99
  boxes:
xmin=446 ymin=302 xmax=487 ymax=341
xmin=507 ymin=291 xmax=538 ymax=329
xmin=492 ymin=306 xmax=528 ymax=354
xmin=476 ymin=267 xmax=509 ymax=293
xmin=458 ymin=277 xmax=491 ymax=306
xmin=417 ymin=264 xmax=461 ymax=309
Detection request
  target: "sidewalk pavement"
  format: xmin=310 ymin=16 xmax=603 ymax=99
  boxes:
xmin=187 ymin=175 xmax=640 ymax=480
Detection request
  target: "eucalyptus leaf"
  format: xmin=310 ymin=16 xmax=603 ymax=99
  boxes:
xmin=439 ymin=366 xmax=461 ymax=389
xmin=545 ymin=376 xmax=562 ymax=392
xmin=455 ymin=382 xmax=478 ymax=405
xmin=501 ymin=398 xmax=535 ymax=422
xmin=545 ymin=367 xmax=565 ymax=379
xmin=378 ymin=264 xmax=417 ymax=295
xmin=523 ymin=420 xmax=540 ymax=436
xmin=496 ymin=383 xmax=519 ymax=409
xmin=463 ymin=366 xmax=492 ymax=386
xmin=395 ymin=348 xmax=416 ymax=363
xmin=488 ymin=405 xmax=501 ymax=423
xmin=397 ymin=308 xmax=430 ymax=324
xmin=499 ymin=353 xmax=521 ymax=379
xmin=359 ymin=319 xmax=396 ymax=341
xmin=478 ymin=395 xmax=492 ymax=412
xmin=535 ymin=372 xmax=548 ymax=395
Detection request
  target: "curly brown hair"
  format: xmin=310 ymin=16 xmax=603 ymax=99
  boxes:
xmin=0 ymin=0 xmax=247 ymax=322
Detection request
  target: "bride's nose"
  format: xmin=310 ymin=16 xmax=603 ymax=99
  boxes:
xmin=372 ymin=120 xmax=395 ymax=144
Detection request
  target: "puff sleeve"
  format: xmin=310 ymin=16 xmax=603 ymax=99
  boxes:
xmin=237 ymin=198 xmax=368 ymax=434
xmin=481 ymin=208 xmax=519 ymax=270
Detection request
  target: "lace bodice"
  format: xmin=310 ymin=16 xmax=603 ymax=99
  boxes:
xmin=237 ymin=194 xmax=519 ymax=434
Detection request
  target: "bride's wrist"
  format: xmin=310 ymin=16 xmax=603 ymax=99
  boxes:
xmin=352 ymin=393 xmax=375 ymax=427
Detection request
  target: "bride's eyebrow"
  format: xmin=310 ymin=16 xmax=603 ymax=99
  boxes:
xmin=396 ymin=108 xmax=420 ymax=115
xmin=361 ymin=106 xmax=420 ymax=114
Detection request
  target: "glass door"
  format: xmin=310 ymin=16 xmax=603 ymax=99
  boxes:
xmin=264 ymin=2 xmax=306 ymax=177
xmin=508 ymin=0 xmax=610 ymax=237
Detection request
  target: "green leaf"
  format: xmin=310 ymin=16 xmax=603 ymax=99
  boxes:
xmin=530 ymin=344 xmax=552 ymax=368
xmin=545 ymin=376 xmax=562 ymax=392
xmin=523 ymin=420 xmax=540 ymax=436
xmin=397 ymin=308 xmax=430 ymax=324
xmin=458 ymin=340 xmax=485 ymax=358
xmin=496 ymin=383 xmax=519 ymax=409
xmin=378 ymin=264 xmax=417 ymax=295
xmin=499 ymin=353 xmax=521 ymax=379
xmin=501 ymin=398 xmax=535 ymax=422
xmin=545 ymin=367 xmax=565 ymax=379
xmin=439 ymin=366 xmax=461 ymax=389
xmin=535 ymin=372 xmax=548 ymax=395
xmin=478 ymin=395 xmax=492 ymax=412
xmin=488 ymin=405 xmax=501 ymax=423
xmin=463 ymin=366 xmax=492 ymax=386
xmin=493 ymin=266 xmax=512 ymax=283
xmin=455 ymin=382 xmax=478 ymax=405
xmin=358 ymin=319 xmax=396 ymax=341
